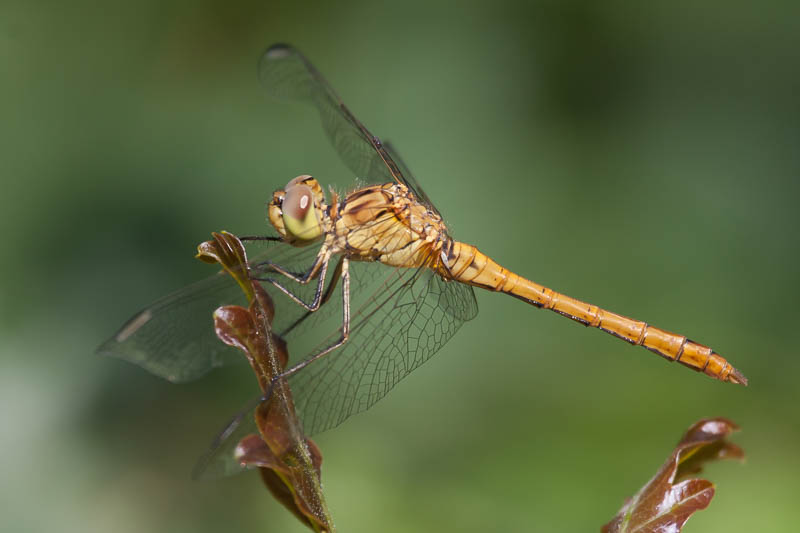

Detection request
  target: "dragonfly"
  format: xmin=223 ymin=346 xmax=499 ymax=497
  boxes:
xmin=100 ymin=44 xmax=746 ymax=478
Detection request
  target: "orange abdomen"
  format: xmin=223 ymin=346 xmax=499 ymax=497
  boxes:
xmin=441 ymin=241 xmax=747 ymax=385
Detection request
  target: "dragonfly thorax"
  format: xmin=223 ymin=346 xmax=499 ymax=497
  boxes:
xmin=332 ymin=182 xmax=450 ymax=270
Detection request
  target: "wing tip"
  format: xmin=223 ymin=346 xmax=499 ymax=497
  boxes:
xmin=264 ymin=43 xmax=294 ymax=59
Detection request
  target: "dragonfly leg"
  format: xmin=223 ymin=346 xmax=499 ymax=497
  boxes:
xmin=253 ymin=253 xmax=332 ymax=312
xmin=281 ymin=256 xmax=345 ymax=337
xmin=253 ymin=248 xmax=327 ymax=285
xmin=276 ymin=258 xmax=351 ymax=379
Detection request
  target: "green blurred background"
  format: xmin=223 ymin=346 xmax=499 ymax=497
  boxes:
xmin=2 ymin=1 xmax=798 ymax=531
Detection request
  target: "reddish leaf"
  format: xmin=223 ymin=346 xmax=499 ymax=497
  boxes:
xmin=602 ymin=417 xmax=743 ymax=533
xmin=196 ymin=231 xmax=255 ymax=302
xmin=198 ymin=232 xmax=334 ymax=532
xmin=235 ymin=435 xmax=325 ymax=530
xmin=213 ymin=302 xmax=288 ymax=391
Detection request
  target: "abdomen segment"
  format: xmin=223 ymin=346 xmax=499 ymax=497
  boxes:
xmin=441 ymin=241 xmax=747 ymax=385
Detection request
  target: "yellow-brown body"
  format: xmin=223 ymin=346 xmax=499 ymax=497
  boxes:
xmin=329 ymin=182 xmax=448 ymax=269
xmin=275 ymin=179 xmax=746 ymax=386
xmin=439 ymin=240 xmax=746 ymax=384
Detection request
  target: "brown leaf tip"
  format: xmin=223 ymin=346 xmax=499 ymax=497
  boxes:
xmin=682 ymin=417 xmax=739 ymax=444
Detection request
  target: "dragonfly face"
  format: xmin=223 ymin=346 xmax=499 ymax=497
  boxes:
xmin=268 ymin=175 xmax=328 ymax=246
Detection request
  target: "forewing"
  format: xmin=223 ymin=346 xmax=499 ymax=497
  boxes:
xmin=97 ymin=272 xmax=250 ymax=383
xmin=259 ymin=44 xmax=437 ymax=213
xmin=382 ymin=140 xmax=443 ymax=220
xmin=98 ymin=239 xmax=355 ymax=382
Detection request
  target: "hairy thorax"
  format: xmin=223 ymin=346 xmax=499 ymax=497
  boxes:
xmin=331 ymin=182 xmax=449 ymax=269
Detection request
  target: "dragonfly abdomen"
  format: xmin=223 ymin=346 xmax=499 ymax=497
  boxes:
xmin=442 ymin=241 xmax=747 ymax=385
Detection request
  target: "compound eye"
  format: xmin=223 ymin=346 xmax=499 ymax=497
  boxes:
xmin=281 ymin=183 xmax=322 ymax=242
xmin=283 ymin=184 xmax=313 ymax=221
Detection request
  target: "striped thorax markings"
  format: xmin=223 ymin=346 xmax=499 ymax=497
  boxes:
xmin=335 ymin=183 xmax=445 ymax=269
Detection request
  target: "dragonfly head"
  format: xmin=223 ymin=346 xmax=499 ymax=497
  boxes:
xmin=268 ymin=175 xmax=327 ymax=246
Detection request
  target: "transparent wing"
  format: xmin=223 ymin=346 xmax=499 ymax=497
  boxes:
xmin=97 ymin=237 xmax=382 ymax=382
xmin=192 ymin=398 xmax=262 ymax=480
xmin=259 ymin=44 xmax=440 ymax=214
xmin=97 ymin=268 xmax=251 ymax=383
xmin=382 ymin=140 xmax=443 ymax=220
xmin=291 ymin=267 xmax=477 ymax=436
xmin=193 ymin=263 xmax=478 ymax=478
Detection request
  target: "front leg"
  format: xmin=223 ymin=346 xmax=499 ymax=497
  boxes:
xmin=252 ymin=249 xmax=326 ymax=285
xmin=280 ymin=256 xmax=346 ymax=337
xmin=251 ymin=249 xmax=332 ymax=312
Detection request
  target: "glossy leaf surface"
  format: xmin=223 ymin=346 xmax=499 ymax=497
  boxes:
xmin=602 ymin=417 xmax=743 ymax=533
